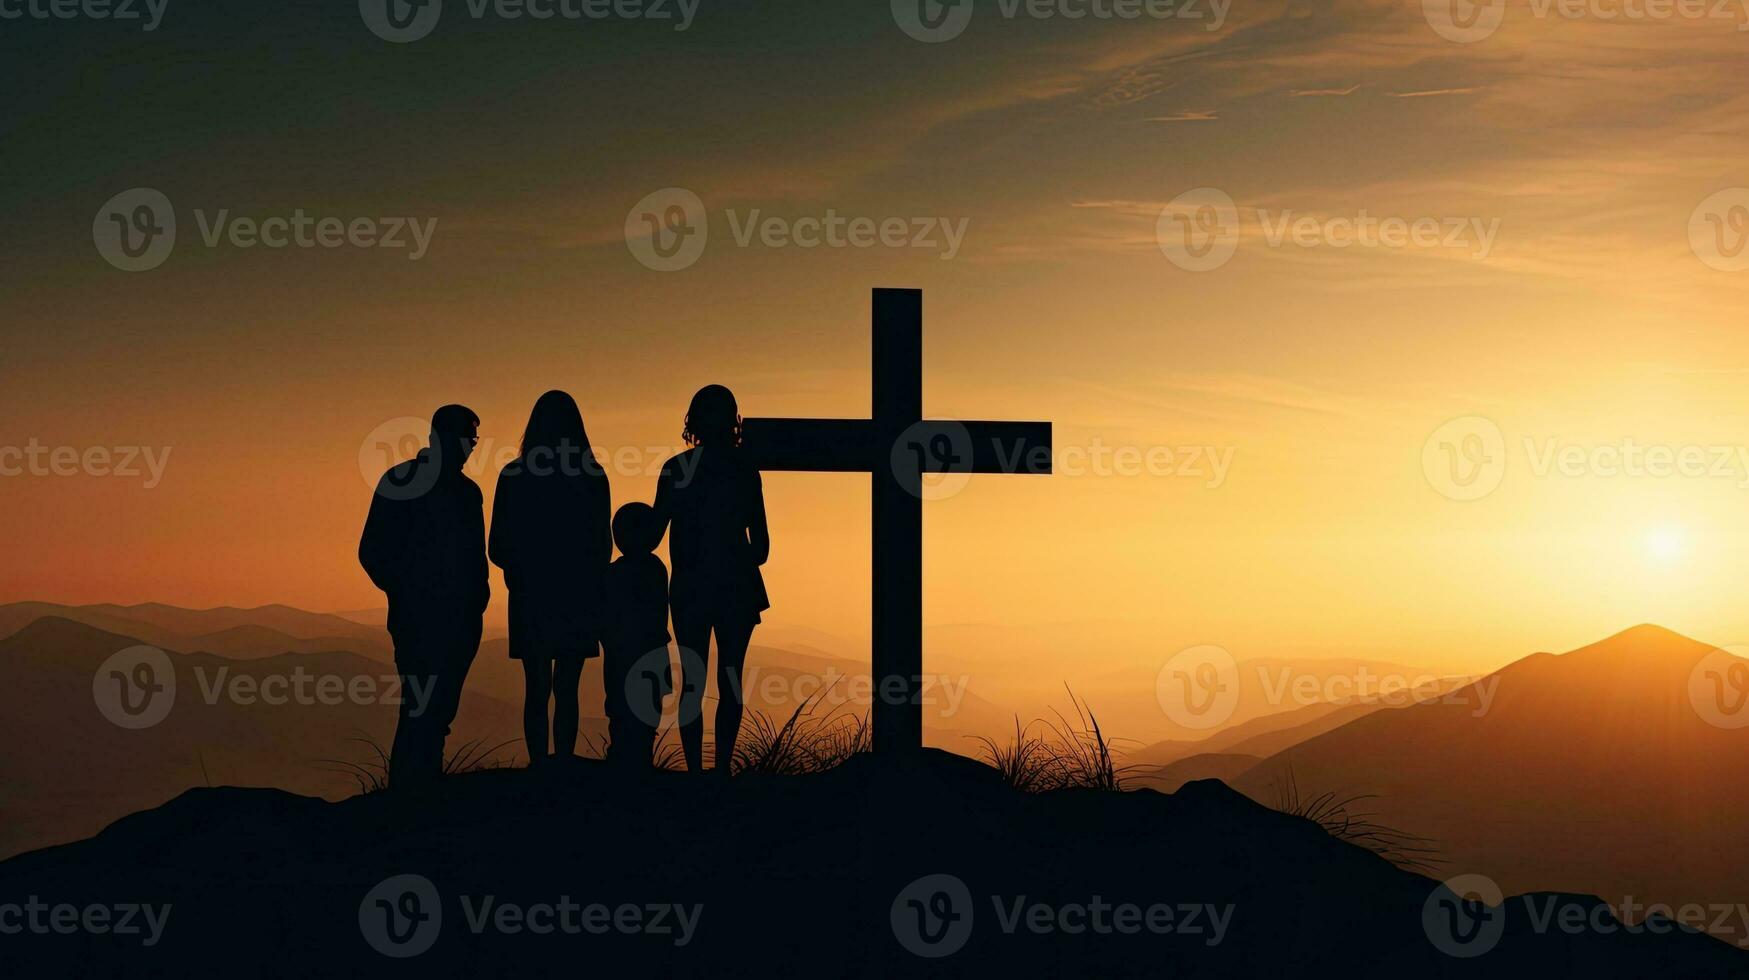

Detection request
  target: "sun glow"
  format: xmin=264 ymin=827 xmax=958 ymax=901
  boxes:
xmin=1645 ymin=525 xmax=1687 ymax=565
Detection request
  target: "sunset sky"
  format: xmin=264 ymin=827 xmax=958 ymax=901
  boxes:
xmin=6 ymin=0 xmax=1749 ymax=696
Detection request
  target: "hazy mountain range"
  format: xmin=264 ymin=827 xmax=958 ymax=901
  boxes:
xmin=0 ymin=601 xmax=1014 ymax=857
xmin=3 ymin=602 xmax=1745 ymax=948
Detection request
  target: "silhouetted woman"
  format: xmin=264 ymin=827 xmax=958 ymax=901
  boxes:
xmin=489 ymin=390 xmax=611 ymax=765
xmin=654 ymin=384 xmax=770 ymax=773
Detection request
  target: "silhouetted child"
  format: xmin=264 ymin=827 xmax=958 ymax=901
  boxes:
xmin=604 ymin=502 xmax=673 ymax=767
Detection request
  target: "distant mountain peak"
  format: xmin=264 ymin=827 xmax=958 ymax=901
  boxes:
xmin=1602 ymin=622 xmax=1696 ymax=644
xmin=1561 ymin=623 xmax=1722 ymax=666
xmin=6 ymin=615 xmax=129 ymax=644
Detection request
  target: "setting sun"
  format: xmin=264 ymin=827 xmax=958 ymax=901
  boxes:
xmin=1646 ymin=525 xmax=1688 ymax=565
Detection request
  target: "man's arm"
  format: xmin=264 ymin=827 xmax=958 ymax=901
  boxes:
xmin=358 ymin=479 xmax=407 ymax=596
xmin=467 ymin=482 xmax=490 ymax=614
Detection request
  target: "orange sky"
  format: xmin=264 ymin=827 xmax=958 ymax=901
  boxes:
xmin=7 ymin=1 xmax=1749 ymax=700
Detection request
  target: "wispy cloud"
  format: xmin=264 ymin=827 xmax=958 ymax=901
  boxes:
xmin=1291 ymin=84 xmax=1363 ymax=97
xmin=1388 ymin=87 xmax=1482 ymax=98
xmin=1146 ymin=110 xmax=1219 ymax=122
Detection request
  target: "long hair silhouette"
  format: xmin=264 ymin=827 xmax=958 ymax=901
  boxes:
xmin=682 ymin=383 xmax=742 ymax=449
xmin=518 ymin=389 xmax=598 ymax=476
xmin=522 ymin=389 xmax=592 ymax=455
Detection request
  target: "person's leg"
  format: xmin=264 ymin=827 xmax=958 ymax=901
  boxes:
xmin=713 ymin=621 xmax=755 ymax=774
xmin=391 ymin=637 xmax=440 ymax=789
xmin=552 ymin=652 xmax=585 ymax=759
xmin=522 ymin=657 xmax=553 ymax=765
xmin=428 ymin=620 xmax=481 ymax=772
xmin=605 ymin=714 xmax=626 ymax=765
xmin=390 ymin=668 xmax=428 ymax=788
xmin=673 ymin=616 xmax=712 ymax=773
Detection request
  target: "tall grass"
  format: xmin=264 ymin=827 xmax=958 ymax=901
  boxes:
xmin=319 ymin=732 xmax=519 ymax=794
xmin=974 ymin=688 xmax=1135 ymax=792
xmin=577 ymin=692 xmax=872 ymax=775
xmin=580 ymin=726 xmax=690 ymax=771
xmin=730 ymin=690 xmax=872 ymax=776
xmin=651 ymin=727 xmax=689 ymax=772
xmin=1266 ymin=767 xmax=1443 ymax=874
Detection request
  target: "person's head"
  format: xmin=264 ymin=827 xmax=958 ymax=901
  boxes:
xmin=519 ymin=389 xmax=596 ymax=476
xmin=612 ymin=502 xmax=661 ymax=556
xmin=429 ymin=404 xmax=480 ymax=473
xmin=682 ymin=384 xmax=740 ymax=448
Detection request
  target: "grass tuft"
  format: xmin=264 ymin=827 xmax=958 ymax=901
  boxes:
xmin=1266 ymin=767 xmax=1443 ymax=874
xmin=974 ymin=688 xmax=1135 ymax=792
xmin=730 ymin=687 xmax=872 ymax=776
xmin=580 ymin=725 xmax=691 ymax=771
xmin=318 ymin=731 xmax=519 ymax=794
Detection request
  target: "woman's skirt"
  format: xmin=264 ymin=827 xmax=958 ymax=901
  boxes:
xmin=507 ymin=589 xmax=601 ymax=664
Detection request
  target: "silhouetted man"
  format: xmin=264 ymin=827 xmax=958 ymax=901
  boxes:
xmin=359 ymin=405 xmax=489 ymax=788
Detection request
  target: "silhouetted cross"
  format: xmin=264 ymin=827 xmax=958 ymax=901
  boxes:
xmin=742 ymin=288 xmax=1053 ymax=753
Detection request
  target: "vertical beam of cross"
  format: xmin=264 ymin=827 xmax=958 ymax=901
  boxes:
xmin=742 ymin=288 xmax=1052 ymax=753
xmin=870 ymin=289 xmax=924 ymax=753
